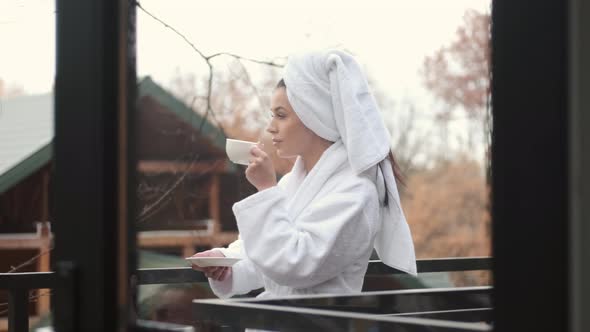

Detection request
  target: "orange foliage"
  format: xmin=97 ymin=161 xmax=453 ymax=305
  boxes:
xmin=402 ymin=158 xmax=491 ymax=285
xmin=403 ymin=158 xmax=491 ymax=259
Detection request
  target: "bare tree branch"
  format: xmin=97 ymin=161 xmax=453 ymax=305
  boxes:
xmin=208 ymin=52 xmax=284 ymax=68
xmin=0 ymin=250 xmax=55 ymax=315
xmin=137 ymin=159 xmax=224 ymax=223
xmin=233 ymin=59 xmax=269 ymax=123
xmin=7 ymin=247 xmax=54 ymax=273
xmin=135 ymin=1 xmax=284 ymax=224
xmin=135 ymin=1 xmax=208 ymax=60
xmin=136 ymin=0 xmax=284 ymax=120
xmin=137 ymin=159 xmax=196 ymax=223
xmin=134 ymin=1 xmax=284 ymax=69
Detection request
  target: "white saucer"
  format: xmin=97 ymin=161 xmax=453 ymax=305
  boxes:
xmin=185 ymin=257 xmax=241 ymax=267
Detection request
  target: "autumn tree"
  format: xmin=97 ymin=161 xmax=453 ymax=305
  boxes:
xmin=422 ymin=9 xmax=491 ymax=162
xmin=423 ymin=9 xmax=490 ymax=115
xmin=402 ymin=157 xmax=491 ymax=285
xmin=408 ymin=9 xmax=492 ymax=286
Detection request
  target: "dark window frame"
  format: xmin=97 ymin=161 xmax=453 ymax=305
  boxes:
xmin=46 ymin=0 xmax=590 ymax=331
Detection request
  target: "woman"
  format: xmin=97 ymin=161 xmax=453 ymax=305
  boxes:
xmin=192 ymin=50 xmax=416 ymax=299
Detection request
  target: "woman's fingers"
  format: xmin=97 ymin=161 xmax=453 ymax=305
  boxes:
xmin=247 ymin=157 xmax=264 ymax=169
xmin=192 ymin=265 xmax=213 ymax=273
xmin=250 ymin=145 xmax=262 ymax=157
xmin=250 ymin=145 xmax=268 ymax=159
xmin=191 ymin=262 xmax=213 ymax=272
xmin=189 ymin=250 xmax=228 ymax=277
xmin=192 ymin=250 xmax=218 ymax=257
xmin=203 ymin=267 xmax=228 ymax=281
xmin=190 ymin=262 xmax=229 ymax=281
xmin=191 ymin=264 xmax=205 ymax=272
xmin=211 ymin=267 xmax=227 ymax=280
xmin=203 ymin=266 xmax=219 ymax=278
xmin=219 ymin=267 xmax=231 ymax=281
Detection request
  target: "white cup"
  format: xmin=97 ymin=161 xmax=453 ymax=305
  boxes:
xmin=226 ymin=138 xmax=257 ymax=165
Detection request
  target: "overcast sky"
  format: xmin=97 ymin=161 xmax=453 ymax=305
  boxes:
xmin=0 ymin=0 xmax=489 ymax=96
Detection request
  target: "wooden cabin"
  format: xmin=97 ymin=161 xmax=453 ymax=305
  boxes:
xmin=0 ymin=77 xmax=247 ymax=327
xmin=134 ymin=77 xmax=248 ymax=256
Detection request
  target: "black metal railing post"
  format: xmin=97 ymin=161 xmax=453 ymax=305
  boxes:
xmin=7 ymin=289 xmax=28 ymax=332
xmin=0 ymin=271 xmax=57 ymax=332
xmin=54 ymin=261 xmax=77 ymax=332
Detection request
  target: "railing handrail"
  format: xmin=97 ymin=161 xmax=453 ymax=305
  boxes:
xmin=0 ymin=257 xmax=493 ymax=289
xmin=368 ymin=256 xmax=492 ymax=274
xmin=136 ymin=256 xmax=493 ymax=285
xmin=0 ymin=271 xmax=58 ymax=289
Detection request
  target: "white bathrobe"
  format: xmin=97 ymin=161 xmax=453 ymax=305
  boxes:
xmin=209 ymin=141 xmax=384 ymax=298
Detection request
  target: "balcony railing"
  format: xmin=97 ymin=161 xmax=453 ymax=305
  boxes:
xmin=0 ymin=257 xmax=491 ymax=332
xmin=193 ymin=286 xmax=492 ymax=331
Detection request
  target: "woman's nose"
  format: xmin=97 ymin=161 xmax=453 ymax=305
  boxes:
xmin=266 ymin=121 xmax=277 ymax=134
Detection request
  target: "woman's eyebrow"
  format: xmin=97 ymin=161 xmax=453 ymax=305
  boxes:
xmin=271 ymin=106 xmax=287 ymax=112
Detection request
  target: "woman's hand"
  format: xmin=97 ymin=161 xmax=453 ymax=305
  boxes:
xmin=246 ymin=144 xmax=277 ymax=191
xmin=190 ymin=250 xmax=231 ymax=281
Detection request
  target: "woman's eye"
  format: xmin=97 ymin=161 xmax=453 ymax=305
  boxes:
xmin=270 ymin=111 xmax=286 ymax=119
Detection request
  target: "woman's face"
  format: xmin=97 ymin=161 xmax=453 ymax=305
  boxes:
xmin=267 ymin=87 xmax=316 ymax=158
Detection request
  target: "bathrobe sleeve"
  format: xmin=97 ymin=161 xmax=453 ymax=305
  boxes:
xmin=208 ymin=173 xmax=296 ymax=298
xmin=215 ymin=236 xmax=243 ymax=258
xmin=232 ymin=180 xmax=377 ymax=289
xmin=208 ymin=257 xmax=264 ymax=299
